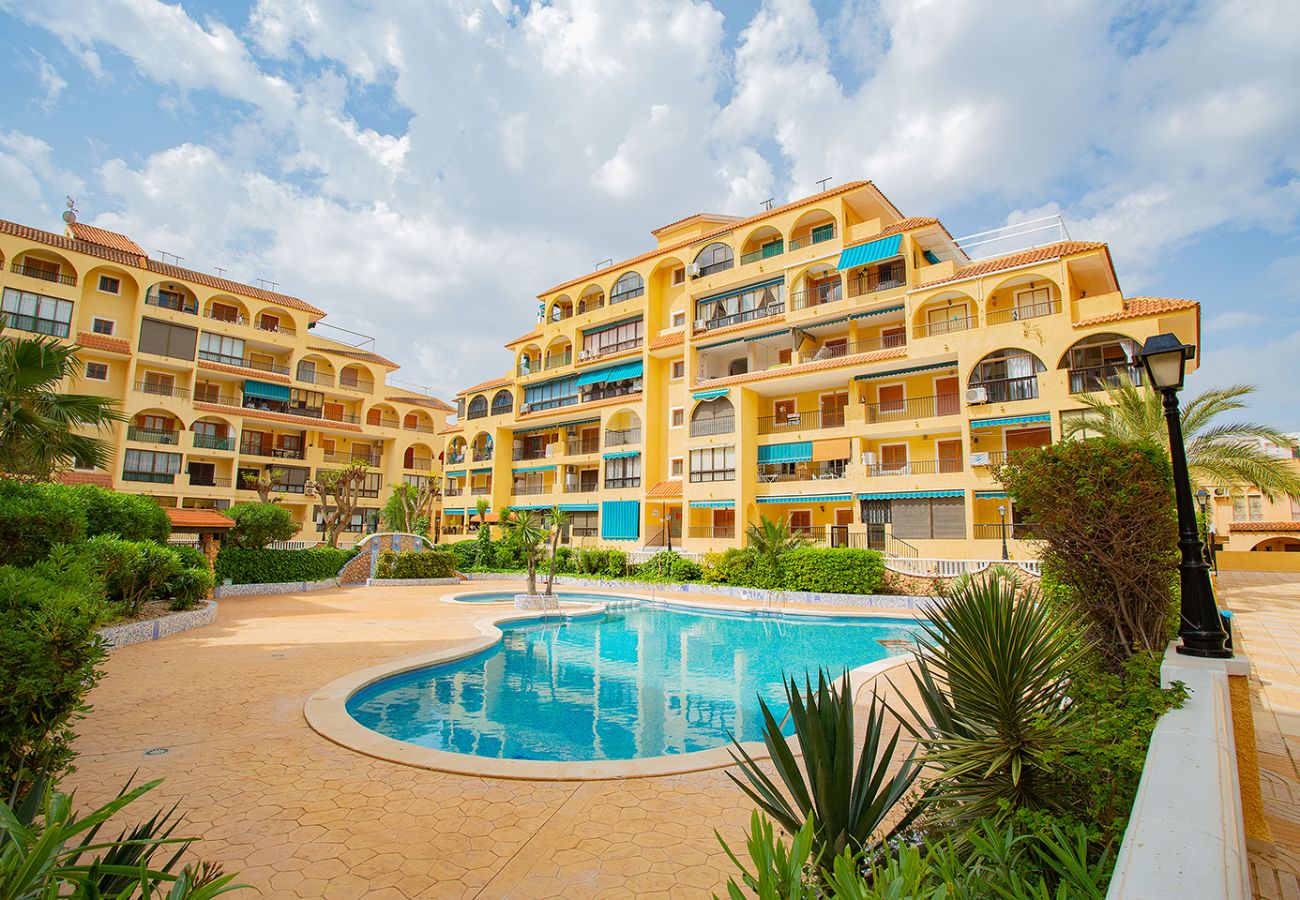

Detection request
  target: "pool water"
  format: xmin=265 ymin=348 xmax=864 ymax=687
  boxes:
xmin=347 ymin=604 xmax=920 ymax=762
xmin=451 ymin=590 xmax=628 ymax=604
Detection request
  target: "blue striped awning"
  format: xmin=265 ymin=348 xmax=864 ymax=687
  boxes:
xmin=583 ymin=315 xmax=642 ymax=336
xmin=975 ymin=491 xmax=1009 ymax=499
xmin=858 ymin=490 xmax=965 ymax=500
xmin=508 ymin=503 xmax=552 ymax=511
xmin=512 ymin=465 xmax=556 ymax=474
xmin=559 ymin=503 xmax=598 ymax=512
xmin=757 ymin=442 xmax=813 ymax=464
xmin=443 ymin=508 xmax=464 ymax=516
xmin=445 ymin=470 xmax=466 ymax=478
xmin=601 ymin=499 xmax=640 ymax=541
xmin=757 ymin=494 xmax=852 ymax=504
xmin=849 ymin=303 xmax=905 ymax=321
xmin=855 ymin=361 xmax=957 ymax=381
xmin=837 ymin=234 xmax=901 ymax=270
xmin=243 ymin=379 xmax=291 ymax=402
xmin=513 ymin=418 xmax=598 ymax=436
xmin=970 ymin=413 xmax=1052 ymax=429
xmin=471 ymin=466 xmax=492 ymax=474
xmin=603 ymin=450 xmax=640 ymax=460
xmin=692 ymin=388 xmax=730 ymax=400
xmin=576 ymin=359 xmax=643 ymax=387
xmin=689 ymin=499 xmax=735 ymax=509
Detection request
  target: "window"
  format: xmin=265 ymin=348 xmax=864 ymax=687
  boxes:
xmin=524 ymin=375 xmax=579 ymax=411
xmin=97 ymin=275 xmax=121 ymax=295
xmin=467 ymin=395 xmax=489 ymax=419
xmin=570 ymin=510 xmax=599 ymax=538
xmin=694 ymin=243 xmax=734 ymax=277
xmin=604 ymin=454 xmax=641 ymax=489
xmin=672 ymin=267 xmax=686 ymax=286
xmin=2 ymin=288 xmax=73 ymax=338
xmin=969 ymin=348 xmax=1045 ymax=402
xmin=670 ymin=457 xmax=683 ymax=477
xmin=138 ymin=317 xmax=198 ymax=361
xmin=695 ymin=279 xmax=784 ymax=330
xmin=690 ymin=446 xmax=735 ymax=482
xmin=122 ymin=449 xmax=182 ymax=483
xmin=491 ymin=390 xmax=513 ymax=416
xmin=296 ymin=360 xmax=319 ymax=384
xmin=209 ymin=301 xmax=240 ymax=323
xmin=671 ymin=360 xmax=685 ymax=379
xmin=670 ymin=408 xmax=684 ymax=428
xmin=1234 ymin=495 xmax=1264 ymax=522
xmin=92 ymin=317 xmax=114 ymax=335
xmin=810 ymin=222 xmax=835 ymax=244
xmin=199 ymin=332 xmax=246 ymax=366
xmin=85 ymin=361 xmax=108 ymax=381
xmin=582 ymin=317 xmax=643 ymax=356
xmin=877 ymin=384 xmax=905 ymax=413
xmin=690 ymin=397 xmax=735 ymax=437
xmin=672 ymin=311 xmax=686 ymax=327
xmin=891 ymin=496 xmax=966 ymax=539
xmin=610 ymin=272 xmax=645 ymax=304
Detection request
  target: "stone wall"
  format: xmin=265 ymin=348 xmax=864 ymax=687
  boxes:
xmin=214 ymin=578 xmax=339 ymax=597
xmin=340 ymin=533 xmax=427 ymax=583
xmin=98 ymin=601 xmax=217 ymax=649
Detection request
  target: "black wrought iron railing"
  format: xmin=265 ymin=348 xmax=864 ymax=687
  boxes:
xmin=864 ymin=393 xmax=961 ymax=423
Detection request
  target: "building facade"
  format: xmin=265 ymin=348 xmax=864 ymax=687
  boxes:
xmin=445 ymin=181 xmax=1202 ymax=558
xmin=0 ymin=218 xmax=453 ymax=544
xmin=1208 ymin=436 xmax=1300 ymax=553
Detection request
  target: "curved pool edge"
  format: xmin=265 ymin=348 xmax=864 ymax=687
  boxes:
xmin=304 ymin=596 xmax=919 ymax=781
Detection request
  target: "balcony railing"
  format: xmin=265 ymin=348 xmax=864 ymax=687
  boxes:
xmin=970 ymin=375 xmax=1040 ymax=404
xmin=689 ymin=469 xmax=735 ymax=483
xmin=126 ymin=425 xmax=180 ymax=445
xmin=583 ymin=337 xmax=643 ymax=359
xmin=472 ymin=448 xmax=493 ymax=462
xmin=866 ymin=459 xmax=963 ymax=476
xmin=690 ymin=416 xmax=735 ymax=438
xmin=604 ymin=476 xmax=641 ymax=489
xmin=756 ymin=463 xmax=847 ymax=483
xmin=255 ymin=319 xmax=296 ymax=337
xmin=368 ymin=417 xmax=400 ymax=430
xmin=564 ymin=482 xmax=600 ymax=493
xmin=446 ymin=453 xmax=465 ymax=465
xmin=405 ymin=458 xmax=433 ymax=471
xmin=337 ymin=377 xmax=375 ymax=393
xmin=580 ymin=385 xmax=640 ymax=403
xmin=688 ymin=525 xmax=735 ymax=539
xmin=694 ymin=302 xmax=785 ymax=333
xmin=444 ymin=486 xmax=464 ymax=497
xmin=1069 ymin=364 xmax=1143 ymax=394
xmin=805 ymin=332 xmax=906 ymax=362
xmin=204 ymin=308 xmax=248 ymax=327
xmin=739 ymin=242 xmax=784 ymax=265
xmin=566 ymin=438 xmax=600 ymax=455
xmin=799 ymin=526 xmax=868 ymax=549
xmin=298 ymin=371 xmax=335 ymax=387
xmin=790 ymin=282 xmax=842 ymax=310
xmin=192 ymin=433 xmax=235 ymax=451
xmin=198 ymin=350 xmax=290 ymax=376
xmin=757 ymin=408 xmax=846 ymax=435
xmin=3 ymin=312 xmax=70 ymax=338
xmin=239 ymin=441 xmax=305 ymax=460
xmin=351 ymin=452 xmax=383 ymax=467
xmin=470 ymin=485 xmax=493 ymax=495
xmin=511 ymin=482 xmax=550 ymax=496
xmin=187 ymin=475 xmax=232 ymax=488
xmin=404 ymin=423 xmax=438 ymax=434
xmin=986 ymin=298 xmax=1062 ymax=326
xmin=144 ymin=289 xmax=197 ymax=315
xmin=846 ymin=264 xmax=905 ymax=298
xmin=122 ymin=470 xmax=175 ymax=484
xmin=11 ymin=262 xmax=76 ymax=286
xmin=973 ymin=523 xmax=1035 ymax=540
xmin=133 ymin=381 xmax=191 ymax=400
xmin=787 ymin=225 xmax=836 ymax=250
xmin=914 ymin=315 xmax=977 ymax=338
xmin=520 ymin=350 xmax=574 ymax=376
xmin=514 ymin=447 xmax=551 ymax=461
xmin=605 ymin=428 xmax=641 ymax=447
xmin=864 ymin=393 xmax=961 ymax=423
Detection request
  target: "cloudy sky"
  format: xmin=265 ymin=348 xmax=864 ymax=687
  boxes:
xmin=2 ymin=0 xmax=1298 ymax=423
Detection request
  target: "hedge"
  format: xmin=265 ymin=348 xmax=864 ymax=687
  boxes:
xmin=224 ymin=502 xmax=298 ymax=550
xmin=0 ymin=480 xmax=86 ymax=567
xmin=375 ymin=550 xmax=458 ymax=579
xmin=215 ymin=547 xmax=358 ymax=585
xmin=781 ymin=547 xmax=884 ymax=594
xmin=71 ymin=484 xmax=170 ymax=543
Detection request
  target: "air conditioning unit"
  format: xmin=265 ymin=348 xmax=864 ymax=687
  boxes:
xmin=861 ymin=451 xmax=877 ymax=466
xmin=969 ymin=451 xmax=991 ymax=466
xmin=965 ymin=386 xmax=988 ymax=404
xmin=520 ymin=402 xmax=532 ymax=413
xmin=687 ymin=263 xmax=701 ymax=277
xmin=578 ymin=349 xmax=594 ymax=361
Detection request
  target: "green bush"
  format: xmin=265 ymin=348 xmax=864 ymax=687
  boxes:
xmin=224 ymin=501 xmax=298 ymax=550
xmin=83 ymin=536 xmax=183 ymax=617
xmin=374 ymin=550 xmax=457 ymax=579
xmin=447 ymin=539 xmax=480 ymax=571
xmin=0 ymin=480 xmax=86 ymax=567
xmin=71 ymin=484 xmax=170 ymax=543
xmin=168 ymin=543 xmax=209 ymax=571
xmin=781 ymin=547 xmax=884 ymax=594
xmin=576 ymin=548 xmax=609 ymax=575
xmin=634 ymin=550 xmax=702 ymax=582
xmin=708 ymin=547 xmax=781 ymax=589
xmin=0 ymin=545 xmax=108 ymax=794
xmin=603 ymin=549 xmax=628 ymax=577
xmin=491 ymin=542 xmax=524 ymax=569
xmin=551 ymin=546 xmax=575 ymax=573
xmin=214 ymin=547 xmax=357 ymax=585
xmin=166 ymin=567 xmax=213 ymax=611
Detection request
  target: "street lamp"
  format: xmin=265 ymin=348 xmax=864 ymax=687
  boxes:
xmin=1138 ymin=333 xmax=1230 ymax=659
xmin=1195 ymin=487 xmax=1216 ymax=570
xmin=997 ymin=504 xmax=1009 ymax=560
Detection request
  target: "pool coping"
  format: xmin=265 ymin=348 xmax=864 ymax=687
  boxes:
xmin=304 ymin=589 xmax=920 ymax=781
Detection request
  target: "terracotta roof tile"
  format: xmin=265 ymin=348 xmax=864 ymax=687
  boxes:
xmin=165 ymin=508 xmax=235 ymax=530
xmin=75 ymin=331 xmax=131 ymax=355
xmin=506 ymin=330 xmax=543 ymax=347
xmin=692 ymin=345 xmax=909 ymax=389
xmin=1073 ymin=297 xmax=1200 ymax=328
xmin=692 ymin=313 xmax=786 ymax=340
xmin=198 ymin=359 xmax=291 ymax=383
xmin=192 ymin=400 xmax=362 ymax=432
xmin=650 ymin=212 xmax=742 ymax=237
xmin=386 ymin=394 xmax=456 ymax=413
xmin=1228 ymin=521 xmax=1300 ymax=533
xmin=58 ymin=470 xmax=114 ymax=488
xmin=306 ymin=346 xmax=398 ymax=368
xmin=839 ymin=217 xmax=942 ymax=253
xmin=646 ymin=479 xmax=683 ymax=499
xmin=148 ymin=260 xmax=326 ymax=317
xmin=649 ymin=329 xmax=685 ymax=350
xmin=67 ymin=223 xmax=147 ymax=257
xmin=459 ymin=375 xmax=513 ymax=396
xmin=439 ymin=423 xmax=464 ymax=435
xmin=917 ymin=241 xmax=1110 ymax=288
xmin=0 ymin=219 xmax=142 ymax=266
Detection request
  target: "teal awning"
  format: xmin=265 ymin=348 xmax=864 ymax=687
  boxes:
xmin=849 ymin=303 xmax=904 ymax=321
xmin=757 ymin=494 xmax=852 ymax=504
xmin=603 ymin=450 xmax=640 ymax=460
xmin=513 ymin=417 xmax=598 ymax=436
xmin=243 ymin=379 xmax=291 ymax=402
xmin=974 ymin=491 xmax=1009 ymax=499
xmin=689 ymin=499 xmax=735 ymax=509
xmin=512 ymin=465 xmax=555 ymax=474
xmin=443 ymin=508 xmax=464 ymax=516
xmin=692 ymin=388 xmax=730 ymax=400
xmin=583 ymin=315 xmax=642 ymax=336
xmin=855 ymin=361 xmax=957 ymax=381
xmin=471 ymin=466 xmax=492 ymax=474
xmin=559 ymin=503 xmax=598 ymax=512
xmin=837 ymin=234 xmax=901 ymax=270
xmin=858 ymin=490 xmax=965 ymax=500
xmin=970 ymin=413 xmax=1052 ymax=430
xmin=507 ymin=503 xmax=553 ymax=511
xmin=445 ymin=470 xmax=466 ymax=478
xmin=757 ymin=442 xmax=813 ymax=464
xmin=576 ymin=359 xmax=643 ymax=387
xmin=601 ymin=500 xmax=640 ymax=541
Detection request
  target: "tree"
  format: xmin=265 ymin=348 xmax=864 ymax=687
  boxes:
xmin=500 ymin=507 xmax=548 ymax=596
xmin=240 ymin=467 xmax=284 ymax=503
xmin=472 ymin=497 xmax=492 ymax=565
xmin=1064 ymin=380 xmax=1300 ymax=498
xmin=225 ymin=502 xmax=298 ymax=549
xmin=381 ymin=478 xmax=442 ymax=534
xmin=472 ymin=496 xmax=490 ymax=531
xmin=543 ymin=506 xmax=571 ymax=597
xmin=308 ymin=463 xmax=370 ymax=548
xmin=0 ymin=328 xmax=123 ymax=480
xmin=745 ymin=515 xmax=810 ymax=572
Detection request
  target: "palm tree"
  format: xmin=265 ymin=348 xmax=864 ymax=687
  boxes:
xmin=500 ymin=507 xmax=548 ymax=596
xmin=543 ymin=506 xmax=571 ymax=597
xmin=1063 ymin=380 xmax=1300 ymax=498
xmin=0 ymin=328 xmax=122 ymax=480
xmin=473 ymin=497 xmax=490 ymax=532
xmin=745 ymin=515 xmax=810 ymax=570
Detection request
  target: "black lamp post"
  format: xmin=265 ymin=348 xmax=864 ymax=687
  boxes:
xmin=1138 ymin=333 xmax=1231 ymax=659
xmin=1196 ymin=487 xmax=1216 ymax=570
xmin=997 ymin=504 xmax=1010 ymax=560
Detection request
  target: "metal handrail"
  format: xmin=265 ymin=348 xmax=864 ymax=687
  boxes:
xmin=864 ymin=393 xmax=961 ymax=423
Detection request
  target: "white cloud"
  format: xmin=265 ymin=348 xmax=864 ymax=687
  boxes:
xmin=1206 ymin=311 xmax=1266 ymax=333
xmin=33 ymin=55 xmax=67 ymax=111
xmin=0 ymin=131 xmax=83 ymax=217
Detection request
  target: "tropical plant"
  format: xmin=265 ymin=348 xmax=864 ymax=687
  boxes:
xmin=728 ymin=670 xmax=921 ymax=866
xmin=897 ymin=571 xmax=1089 ymax=825
xmin=381 ymin=479 xmax=442 ymax=535
xmin=745 ymin=516 xmax=810 ymax=572
xmin=543 ymin=507 xmax=571 ymax=596
xmin=224 ymin=502 xmax=297 ymax=550
xmin=716 ymin=813 xmax=820 ymax=899
xmin=307 ymin=463 xmax=370 ymax=548
xmin=499 ymin=507 xmax=548 ymax=596
xmin=0 ymin=328 xmax=123 ymax=480
xmin=1063 ymin=380 xmax=1300 ymax=498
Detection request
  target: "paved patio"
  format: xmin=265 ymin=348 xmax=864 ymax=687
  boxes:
xmin=65 ymin=582 xmax=916 ymax=899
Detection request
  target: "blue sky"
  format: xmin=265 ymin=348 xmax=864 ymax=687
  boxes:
xmin=1 ymin=0 xmax=1297 ymax=424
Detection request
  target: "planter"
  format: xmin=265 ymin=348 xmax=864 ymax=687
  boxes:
xmin=98 ymin=601 xmax=217 ymax=649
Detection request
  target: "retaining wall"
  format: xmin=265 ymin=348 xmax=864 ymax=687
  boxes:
xmin=98 ymin=601 xmax=217 ymax=649
xmin=215 ymin=578 xmax=340 ymax=597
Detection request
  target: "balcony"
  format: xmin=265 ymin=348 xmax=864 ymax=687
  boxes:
xmin=126 ymin=425 xmax=180 ymax=446
xmin=446 ymin=453 xmax=465 ymax=465
xmin=192 ymin=433 xmax=236 ymax=451
xmin=582 ymin=337 xmax=643 ymax=360
xmin=144 ymin=288 xmax=197 ymax=315
xmin=694 ymin=302 xmax=785 ymax=333
xmin=804 ymin=333 xmax=906 ymax=362
xmin=566 ymin=438 xmax=600 ymax=455
xmin=255 ymin=319 xmax=296 ymax=338
xmin=604 ymin=476 xmax=641 ymax=489
xmin=122 ymin=470 xmax=175 ymax=484
xmin=846 ymin=263 xmax=905 ymax=298
xmin=914 ymin=316 xmax=977 ymax=339
xmin=739 ymin=242 xmax=784 ymax=266
xmin=4 ymin=311 xmax=70 ymax=339
xmin=1069 ymin=364 xmax=1144 ymax=394
xmin=580 ymin=384 xmax=640 ymax=404
xmin=790 ymin=282 xmax=841 ymax=311
xmin=519 ymin=350 xmax=572 ymax=376
xmin=564 ymin=482 xmax=600 ymax=493
xmin=470 ymin=485 xmax=492 ymax=496
xmin=689 ymin=469 xmax=735 ymax=484
xmin=688 ymin=525 xmax=735 ymax=539
xmin=970 ymin=375 xmax=1040 ymax=404
xmin=298 ymin=371 xmax=335 ymax=388
xmin=511 ymin=482 xmax=551 ymax=496
xmin=405 ymin=458 xmax=434 ymax=471
xmin=187 ymin=474 xmax=233 ymax=488
xmin=350 ymin=452 xmax=384 ymax=467
xmin=337 ymin=376 xmax=375 ymax=393
xmin=756 ymin=462 xmax=847 ymax=483
xmin=866 ymin=459 xmax=963 ymax=477
xmin=864 ymin=394 xmax=961 ymax=423
xmin=198 ymin=350 xmax=290 ymax=376
xmin=204 ymin=308 xmax=248 ymax=327
xmin=605 ymin=428 xmax=641 ymax=447
xmin=757 ymin=409 xmax=844 ymax=436
xmin=369 ymin=417 xmax=400 ymax=430
xmin=239 ymin=441 xmax=305 ymax=460
xmin=787 ymin=225 xmax=836 ymax=251
xmin=513 ymin=446 xmax=551 ymax=461
xmin=472 ymin=448 xmax=493 ymax=462
xmin=444 ymin=486 xmax=464 ymax=497
xmin=11 ymin=261 xmax=75 ymax=286
xmin=986 ymin=298 xmax=1062 ymax=326
xmin=690 ymin=416 xmax=735 ymax=438
xmin=134 ymin=381 xmax=191 ymax=400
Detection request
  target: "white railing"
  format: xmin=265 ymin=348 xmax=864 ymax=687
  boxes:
xmin=626 ymin=549 xmax=705 ymax=565
xmin=952 ymin=214 xmax=1071 ymax=261
xmin=266 ymin=540 xmax=314 ymax=550
xmin=884 ymin=557 xmax=1042 ymax=578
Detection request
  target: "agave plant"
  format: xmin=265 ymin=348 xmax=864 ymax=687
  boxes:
xmin=727 ymin=670 xmax=922 ymax=865
xmin=898 ymin=571 xmax=1089 ymax=824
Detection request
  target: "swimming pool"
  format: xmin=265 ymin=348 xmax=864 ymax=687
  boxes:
xmin=450 ymin=590 xmax=627 ymax=604
xmin=346 ymin=603 xmax=920 ymax=762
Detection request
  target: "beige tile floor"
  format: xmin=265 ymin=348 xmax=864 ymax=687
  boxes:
xmin=65 ymin=582 xmax=916 ymax=899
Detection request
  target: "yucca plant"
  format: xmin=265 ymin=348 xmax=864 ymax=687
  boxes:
xmin=727 ymin=670 xmax=922 ymax=865
xmin=744 ymin=516 xmax=810 ymax=571
xmin=898 ymin=571 xmax=1089 ymax=824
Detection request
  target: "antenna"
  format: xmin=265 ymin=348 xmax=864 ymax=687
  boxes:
xmin=594 ymin=258 xmax=613 ymax=271
xmin=214 ymin=267 xmax=227 ymax=277
xmin=761 ymin=198 xmax=774 ymax=211
xmin=61 ymin=195 xmax=78 ymax=226
xmin=256 ymin=278 xmax=279 ymax=291
xmin=156 ymin=250 xmax=185 ymax=265
xmin=817 ymin=177 xmax=831 ymax=192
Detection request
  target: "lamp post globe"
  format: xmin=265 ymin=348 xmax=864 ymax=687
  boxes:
xmin=997 ymin=504 xmax=1009 ymax=561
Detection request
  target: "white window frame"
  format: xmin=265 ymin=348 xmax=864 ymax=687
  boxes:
xmin=97 ymin=275 xmax=122 ymax=295
xmin=91 ymin=316 xmax=116 ymax=336
xmin=670 ymin=407 xmax=684 ymax=429
xmin=672 ymin=310 xmax=686 ymax=327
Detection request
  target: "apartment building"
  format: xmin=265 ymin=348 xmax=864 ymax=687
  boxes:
xmin=0 ymin=217 xmax=453 ymax=543
xmin=1208 ymin=435 xmax=1300 ymax=553
xmin=445 ymin=180 xmax=1202 ymax=558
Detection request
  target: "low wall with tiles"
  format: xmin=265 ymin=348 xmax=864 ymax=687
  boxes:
xmin=341 ymin=534 xmax=429 ymax=583
xmin=98 ymin=601 xmax=217 ymax=650
xmin=366 ymin=577 xmax=462 ymax=587
xmin=214 ymin=578 xmax=340 ymax=598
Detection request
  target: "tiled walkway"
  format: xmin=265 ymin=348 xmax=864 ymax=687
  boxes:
xmin=1218 ymin=570 xmax=1300 ymax=899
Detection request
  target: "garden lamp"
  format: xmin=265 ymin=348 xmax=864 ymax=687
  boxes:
xmin=997 ymin=504 xmax=1009 ymax=561
xmin=1137 ymin=333 xmax=1230 ymax=658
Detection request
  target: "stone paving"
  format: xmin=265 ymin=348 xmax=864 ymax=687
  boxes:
xmin=65 ymin=582 xmax=917 ymax=899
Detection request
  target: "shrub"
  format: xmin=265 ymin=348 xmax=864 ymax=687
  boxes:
xmin=374 ymin=550 xmax=457 ymax=579
xmin=166 ymin=567 xmax=214 ymax=610
xmin=709 ymin=547 xmax=781 ymax=589
xmin=577 ymin=548 xmax=609 ymax=575
xmin=603 ymin=549 xmax=628 ymax=577
xmin=781 ymin=547 xmax=884 ymax=594
xmin=224 ymin=502 xmax=298 ymax=550
xmin=71 ymin=484 xmax=170 ymax=543
xmin=0 ymin=479 xmax=86 ymax=567
xmin=551 ymin=546 xmax=575 ymax=573
xmin=448 ymin=539 xmax=480 ymax=571
xmin=635 ymin=550 xmax=702 ymax=582
xmin=83 ymin=536 xmax=183 ymax=617
xmin=168 ymin=543 xmax=209 ymax=571
xmin=491 ymin=542 xmax=524 ymax=570
xmin=214 ymin=547 xmax=356 ymax=585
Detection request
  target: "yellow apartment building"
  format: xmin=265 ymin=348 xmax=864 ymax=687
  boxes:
xmin=443 ymin=180 xmax=1202 ymax=559
xmin=1207 ymin=436 xmax=1300 ymax=554
xmin=0 ymin=217 xmax=453 ymax=544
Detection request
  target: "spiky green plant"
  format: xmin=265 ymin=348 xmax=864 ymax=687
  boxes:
xmin=543 ymin=506 xmax=571 ymax=597
xmin=499 ymin=507 xmax=548 ymax=595
xmin=728 ymin=670 xmax=921 ymax=865
xmin=1064 ymin=380 xmax=1300 ymax=498
xmin=744 ymin=516 xmax=810 ymax=571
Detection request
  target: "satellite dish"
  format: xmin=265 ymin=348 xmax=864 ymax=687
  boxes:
xmin=62 ymin=210 xmax=77 ymax=225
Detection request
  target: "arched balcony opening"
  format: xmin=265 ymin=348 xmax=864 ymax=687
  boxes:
xmin=967 ymin=348 xmax=1046 ymax=404
xmin=913 ymin=292 xmax=978 ymax=339
xmin=466 ymin=394 xmax=489 ymax=420
xmin=693 ymin=242 xmax=733 ymax=278
xmin=542 ymin=337 xmax=572 ymax=372
xmin=491 ymin=389 xmax=513 ymax=416
xmin=609 ymin=271 xmax=644 ymax=305
xmin=446 ymin=436 xmax=468 ymax=466
xmin=144 ymin=280 xmax=198 ymax=315
xmin=788 ymin=209 xmax=837 ymax=250
xmin=1060 ymin=333 xmax=1143 ymax=394
xmin=190 ymin=415 xmax=236 ymax=453
xmin=365 ymin=403 xmax=399 ymax=428
xmin=985 ymin=275 xmax=1063 ymax=326
xmin=404 ymin=442 xmax=435 ymax=471
xmin=550 ymin=295 xmax=573 ymax=322
xmin=204 ymin=294 xmax=250 ymax=326
xmin=255 ymin=306 xmax=297 ymax=337
xmin=690 ymin=396 xmax=735 ymax=437
xmin=517 ymin=344 xmax=541 ymax=376
xmin=577 ymin=284 xmax=605 ymax=315
xmin=470 ymin=432 xmax=494 ymax=462
xmin=739 ymin=225 xmax=784 ymax=266
xmin=604 ymin=409 xmax=642 ymax=448
xmin=296 ymin=354 xmax=335 ymax=388
xmin=12 ymin=248 xmax=78 ymax=288
xmin=339 ymin=364 xmax=375 ymax=392
xmin=790 ymin=262 xmax=842 ymax=311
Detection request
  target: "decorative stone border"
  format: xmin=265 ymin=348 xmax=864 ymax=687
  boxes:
xmin=214 ymin=578 xmax=340 ymax=597
xmin=365 ymin=577 xmax=462 ymax=587
xmin=98 ymin=601 xmax=217 ymax=650
xmin=462 ymin=571 xmax=931 ymax=608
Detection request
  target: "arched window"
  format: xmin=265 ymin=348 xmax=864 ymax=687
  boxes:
xmin=467 ymin=395 xmax=488 ymax=419
xmin=969 ymin=348 xmax=1045 ymax=403
xmin=690 ymin=397 xmax=735 ymax=437
xmin=610 ymin=271 xmax=644 ymax=304
xmin=694 ymin=243 xmax=734 ymax=277
xmin=491 ymin=389 xmax=513 ymax=416
xmin=1062 ymin=333 xmax=1142 ymax=394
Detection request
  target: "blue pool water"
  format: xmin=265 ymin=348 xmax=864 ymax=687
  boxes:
xmin=347 ymin=604 xmax=920 ymax=761
xmin=451 ymin=590 xmax=626 ymax=604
